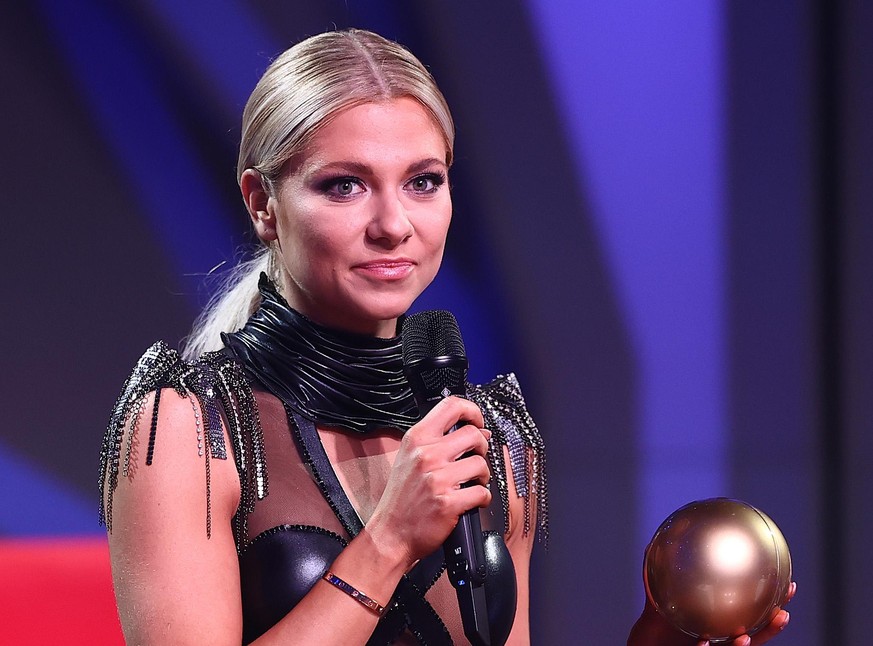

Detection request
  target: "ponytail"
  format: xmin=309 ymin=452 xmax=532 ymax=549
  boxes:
xmin=181 ymin=247 xmax=275 ymax=360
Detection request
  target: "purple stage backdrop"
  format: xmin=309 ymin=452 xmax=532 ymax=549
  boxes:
xmin=2 ymin=1 xmax=872 ymax=644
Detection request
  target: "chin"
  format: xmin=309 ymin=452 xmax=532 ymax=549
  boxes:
xmin=350 ymin=299 xmax=416 ymax=334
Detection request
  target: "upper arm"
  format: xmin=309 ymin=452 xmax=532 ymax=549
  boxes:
xmin=104 ymin=388 xmax=243 ymax=645
xmin=467 ymin=373 xmax=546 ymax=646
xmin=501 ymin=444 xmax=537 ymax=646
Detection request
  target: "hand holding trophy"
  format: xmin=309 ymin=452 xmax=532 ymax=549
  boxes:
xmin=643 ymin=498 xmax=793 ymax=644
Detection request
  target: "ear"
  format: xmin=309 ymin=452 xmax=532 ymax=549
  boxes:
xmin=240 ymin=169 xmax=278 ymax=242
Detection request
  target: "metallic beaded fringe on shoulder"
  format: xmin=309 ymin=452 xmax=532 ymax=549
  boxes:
xmin=467 ymin=373 xmax=549 ymax=545
xmin=98 ymin=341 xmax=269 ymax=550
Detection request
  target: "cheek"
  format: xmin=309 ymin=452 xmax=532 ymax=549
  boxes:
xmin=277 ymin=200 xmax=335 ymax=256
xmin=414 ymin=209 xmax=450 ymax=284
xmin=280 ymin=217 xmax=362 ymax=289
xmin=425 ymin=205 xmax=452 ymax=252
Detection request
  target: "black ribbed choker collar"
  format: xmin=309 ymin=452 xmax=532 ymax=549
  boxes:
xmin=221 ymin=274 xmax=420 ymax=433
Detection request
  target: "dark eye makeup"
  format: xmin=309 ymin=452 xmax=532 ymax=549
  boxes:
xmin=314 ymin=169 xmax=447 ymax=201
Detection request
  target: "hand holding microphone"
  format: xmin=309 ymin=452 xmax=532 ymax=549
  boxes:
xmin=402 ymin=310 xmax=492 ymax=646
xmin=369 ymin=395 xmax=491 ymax=564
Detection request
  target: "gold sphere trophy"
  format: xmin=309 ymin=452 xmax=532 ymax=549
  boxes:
xmin=643 ymin=498 xmax=792 ymax=643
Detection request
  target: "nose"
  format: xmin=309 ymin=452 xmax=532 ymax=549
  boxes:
xmin=366 ymin=192 xmax=414 ymax=247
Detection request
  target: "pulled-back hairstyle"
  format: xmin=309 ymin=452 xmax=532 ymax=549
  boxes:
xmin=183 ymin=29 xmax=455 ymax=359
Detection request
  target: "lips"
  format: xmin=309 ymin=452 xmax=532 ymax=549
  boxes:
xmin=353 ymin=258 xmax=416 ymax=280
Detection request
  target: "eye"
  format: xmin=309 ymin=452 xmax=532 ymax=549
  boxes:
xmin=335 ymin=179 xmax=358 ymax=196
xmin=319 ymin=176 xmax=365 ymax=200
xmin=406 ymin=172 xmax=446 ymax=195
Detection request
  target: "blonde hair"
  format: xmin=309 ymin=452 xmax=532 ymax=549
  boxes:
xmin=183 ymin=29 xmax=455 ymax=360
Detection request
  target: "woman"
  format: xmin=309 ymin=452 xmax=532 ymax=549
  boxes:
xmin=99 ymin=29 xmax=791 ymax=645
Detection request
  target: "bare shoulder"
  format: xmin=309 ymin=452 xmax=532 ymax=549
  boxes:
xmin=99 ymin=341 xmax=266 ymax=539
xmin=103 ymin=388 xmax=241 ymax=526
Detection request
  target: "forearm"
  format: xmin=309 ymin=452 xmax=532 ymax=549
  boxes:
xmin=251 ymin=525 xmax=409 ymax=645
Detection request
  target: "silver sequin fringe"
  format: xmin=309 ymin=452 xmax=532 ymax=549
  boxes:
xmin=98 ymin=341 xmax=268 ymax=550
xmin=468 ymin=373 xmax=549 ymax=545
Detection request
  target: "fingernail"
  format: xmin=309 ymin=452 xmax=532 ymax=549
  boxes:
xmin=780 ymin=611 xmax=790 ymax=628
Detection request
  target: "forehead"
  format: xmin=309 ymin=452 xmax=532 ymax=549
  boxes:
xmin=302 ymin=97 xmax=448 ymax=167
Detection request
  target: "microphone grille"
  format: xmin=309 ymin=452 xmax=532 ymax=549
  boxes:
xmin=402 ymin=310 xmax=466 ymax=364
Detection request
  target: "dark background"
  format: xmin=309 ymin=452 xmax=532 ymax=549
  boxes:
xmin=2 ymin=1 xmax=871 ymax=644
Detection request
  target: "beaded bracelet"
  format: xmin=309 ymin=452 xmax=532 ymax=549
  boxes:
xmin=322 ymin=571 xmax=387 ymax=616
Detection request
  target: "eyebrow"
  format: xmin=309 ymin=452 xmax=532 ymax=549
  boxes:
xmin=309 ymin=157 xmax=447 ymax=176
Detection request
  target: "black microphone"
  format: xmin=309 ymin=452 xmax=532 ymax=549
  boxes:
xmin=401 ymin=310 xmax=490 ymax=646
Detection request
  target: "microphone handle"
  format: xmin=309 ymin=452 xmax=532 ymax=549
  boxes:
xmin=401 ymin=347 xmax=491 ymax=644
xmin=442 ymin=421 xmax=491 ymax=646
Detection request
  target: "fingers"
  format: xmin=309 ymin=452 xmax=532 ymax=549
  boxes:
xmin=410 ymin=423 xmax=492 ymax=511
xmin=412 ymin=435 xmax=490 ymax=493
xmin=445 ymin=451 xmax=491 ymax=488
xmin=403 ymin=397 xmax=490 ymax=467
xmin=441 ymin=423 xmax=491 ymax=459
xmin=747 ymin=582 xmax=794 ymax=644
xmin=748 ymin=609 xmax=790 ymax=645
xmin=408 ymin=396 xmax=485 ymax=440
xmin=452 ymin=479 xmax=493 ymax=511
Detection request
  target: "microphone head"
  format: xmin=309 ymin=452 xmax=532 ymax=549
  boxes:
xmin=401 ymin=310 xmax=466 ymax=365
xmin=401 ymin=311 xmax=468 ymax=412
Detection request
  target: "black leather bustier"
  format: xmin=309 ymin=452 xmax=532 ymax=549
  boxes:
xmin=239 ymin=526 xmax=517 ymax=645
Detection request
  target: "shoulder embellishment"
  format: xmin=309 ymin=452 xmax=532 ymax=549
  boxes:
xmin=466 ymin=373 xmax=549 ymax=544
xmin=98 ymin=341 xmax=268 ymax=549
